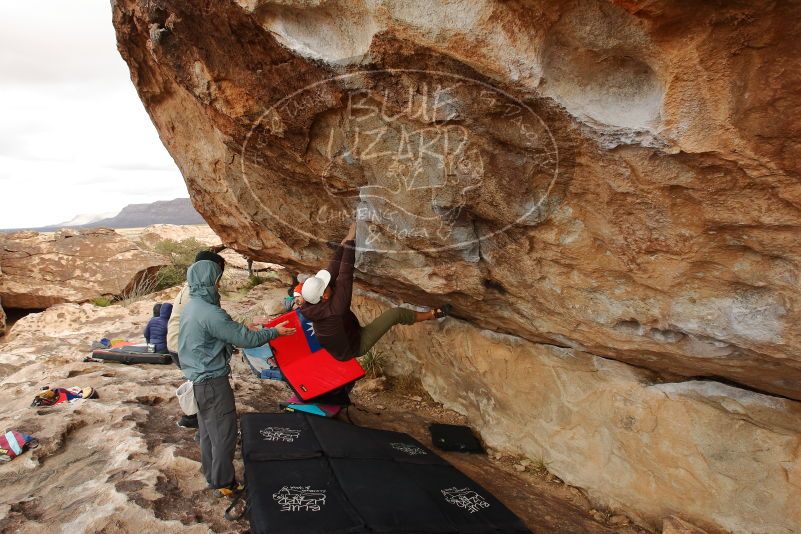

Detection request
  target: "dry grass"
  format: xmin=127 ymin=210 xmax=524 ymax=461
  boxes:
xmin=119 ymin=274 xmax=159 ymax=306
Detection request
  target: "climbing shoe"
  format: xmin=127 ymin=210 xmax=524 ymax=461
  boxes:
xmin=177 ymin=414 xmax=199 ymax=429
xmin=216 ymin=482 xmax=245 ymax=498
xmin=434 ymin=304 xmax=453 ymax=319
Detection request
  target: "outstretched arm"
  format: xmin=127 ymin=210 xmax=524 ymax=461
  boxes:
xmin=325 ymin=223 xmax=356 ymax=282
xmin=330 ymin=237 xmax=356 ymax=314
xmin=325 ymin=243 xmax=345 ymax=282
xmin=208 ymin=308 xmax=295 ymax=348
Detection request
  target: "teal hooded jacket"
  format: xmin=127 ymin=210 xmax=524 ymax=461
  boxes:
xmin=178 ymin=260 xmax=278 ymax=383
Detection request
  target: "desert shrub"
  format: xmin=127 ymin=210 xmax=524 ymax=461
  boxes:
xmin=151 ymin=238 xmax=208 ymax=290
xmin=156 ymin=265 xmax=188 ymax=290
xmin=358 ymin=349 xmax=386 ymax=379
xmin=92 ymin=296 xmax=113 ymax=307
xmin=154 ymin=237 xmax=206 ymax=266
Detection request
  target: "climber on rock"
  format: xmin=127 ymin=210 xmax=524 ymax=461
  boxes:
xmin=301 ymin=221 xmax=451 ymax=361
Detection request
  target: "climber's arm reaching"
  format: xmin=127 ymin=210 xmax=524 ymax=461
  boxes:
xmin=327 ymin=223 xmax=356 ymax=314
xmin=331 ymin=243 xmax=356 ymax=314
xmin=325 ymin=222 xmax=356 ymax=284
xmin=325 ymin=242 xmax=345 ymax=283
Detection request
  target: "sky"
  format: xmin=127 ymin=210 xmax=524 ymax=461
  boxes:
xmin=0 ymin=1 xmax=189 ymax=229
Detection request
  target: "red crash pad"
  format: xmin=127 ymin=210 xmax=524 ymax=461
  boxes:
xmin=265 ymin=310 xmax=365 ymax=402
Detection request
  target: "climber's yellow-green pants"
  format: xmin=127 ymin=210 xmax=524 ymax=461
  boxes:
xmin=357 ymin=307 xmax=417 ymax=356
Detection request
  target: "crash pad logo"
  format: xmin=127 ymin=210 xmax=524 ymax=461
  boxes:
xmin=259 ymin=426 xmax=301 ymax=443
xmin=442 ymin=487 xmax=491 ymax=514
xmin=390 ymin=442 xmax=427 ymax=456
xmin=273 ymin=486 xmax=327 ymax=512
xmin=241 ymin=69 xmax=563 ymax=254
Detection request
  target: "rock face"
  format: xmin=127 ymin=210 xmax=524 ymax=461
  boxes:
xmin=661 ymin=516 xmax=711 ymax=534
xmin=0 ymin=229 xmax=168 ymax=308
xmin=113 ymin=0 xmax=801 ymax=530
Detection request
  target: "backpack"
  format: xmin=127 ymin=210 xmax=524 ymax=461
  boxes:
xmin=0 ymin=430 xmax=39 ymax=462
xmin=31 ymin=386 xmax=98 ymax=407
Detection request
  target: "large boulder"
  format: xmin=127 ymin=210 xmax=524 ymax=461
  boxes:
xmin=112 ymin=0 xmax=801 ymax=530
xmin=113 ymin=0 xmax=801 ymax=400
xmin=0 ymin=229 xmax=168 ymax=308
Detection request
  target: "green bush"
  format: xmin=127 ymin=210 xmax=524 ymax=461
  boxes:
xmin=154 ymin=238 xmax=206 ymax=266
xmin=156 ymin=265 xmax=188 ymax=290
xmin=151 ymin=238 xmax=208 ymax=290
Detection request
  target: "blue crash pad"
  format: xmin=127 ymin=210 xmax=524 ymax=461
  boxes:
xmin=244 ymin=345 xmax=283 ymax=380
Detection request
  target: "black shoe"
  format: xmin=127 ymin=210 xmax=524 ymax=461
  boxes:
xmin=434 ymin=304 xmax=453 ymax=319
xmin=177 ymin=414 xmax=199 ymax=428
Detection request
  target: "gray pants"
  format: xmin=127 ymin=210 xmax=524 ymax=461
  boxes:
xmin=193 ymin=377 xmax=237 ymax=489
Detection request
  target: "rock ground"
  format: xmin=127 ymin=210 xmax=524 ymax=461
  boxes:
xmin=0 ymin=281 xmax=651 ymax=534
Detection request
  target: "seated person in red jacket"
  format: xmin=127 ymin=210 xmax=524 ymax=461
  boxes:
xmin=301 ymin=222 xmax=451 ymax=361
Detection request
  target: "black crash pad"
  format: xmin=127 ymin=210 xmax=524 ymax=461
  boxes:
xmin=91 ymin=346 xmax=172 ymax=365
xmin=240 ymin=413 xmax=530 ymax=534
xmin=246 ymin=458 xmax=364 ymax=534
xmin=429 ymin=423 xmax=484 ymax=453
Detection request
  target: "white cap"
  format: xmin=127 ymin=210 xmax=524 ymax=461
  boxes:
xmin=301 ymin=269 xmax=332 ymax=304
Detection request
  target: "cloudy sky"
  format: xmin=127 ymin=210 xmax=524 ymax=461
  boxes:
xmin=0 ymin=1 xmax=189 ymax=229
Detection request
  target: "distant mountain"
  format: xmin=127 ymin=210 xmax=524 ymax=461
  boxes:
xmin=56 ymin=211 xmax=119 ymax=227
xmin=2 ymin=198 xmax=205 ymax=232
xmin=88 ymin=198 xmax=205 ymax=228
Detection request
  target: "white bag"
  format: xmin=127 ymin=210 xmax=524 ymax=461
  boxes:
xmin=176 ymin=380 xmax=198 ymax=415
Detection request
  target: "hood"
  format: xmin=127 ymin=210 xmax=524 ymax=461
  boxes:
xmin=159 ymin=302 xmax=173 ymax=319
xmin=187 ymin=260 xmax=222 ymax=306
